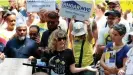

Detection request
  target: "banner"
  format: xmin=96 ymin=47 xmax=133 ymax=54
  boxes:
xmin=59 ymin=0 xmax=93 ymax=21
xmin=26 ymin=0 xmax=56 ymax=12
xmin=0 ymin=58 xmax=32 ymax=75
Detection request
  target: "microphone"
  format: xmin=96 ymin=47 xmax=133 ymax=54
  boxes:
xmin=31 ymin=58 xmax=37 ymax=74
xmin=36 ymin=57 xmax=47 ymax=67
xmin=31 ymin=58 xmax=37 ymax=65
xmin=41 ymin=57 xmax=48 ymax=62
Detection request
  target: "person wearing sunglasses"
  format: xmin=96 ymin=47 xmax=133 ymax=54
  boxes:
xmin=39 ymin=29 xmax=97 ymax=75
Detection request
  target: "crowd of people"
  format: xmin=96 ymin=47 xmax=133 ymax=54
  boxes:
xmin=0 ymin=0 xmax=133 ymax=75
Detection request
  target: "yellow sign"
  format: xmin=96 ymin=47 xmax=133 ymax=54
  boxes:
xmin=120 ymin=0 xmax=133 ymax=12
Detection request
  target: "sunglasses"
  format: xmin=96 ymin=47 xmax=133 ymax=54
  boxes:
xmin=29 ymin=33 xmax=38 ymax=36
xmin=57 ymin=37 xmax=66 ymax=41
xmin=109 ymin=6 xmax=116 ymax=9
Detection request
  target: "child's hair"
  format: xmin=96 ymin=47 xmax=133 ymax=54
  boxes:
xmin=96 ymin=2 xmax=106 ymax=13
xmin=112 ymin=24 xmax=126 ymax=36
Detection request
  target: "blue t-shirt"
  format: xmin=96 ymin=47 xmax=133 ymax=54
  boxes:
xmin=104 ymin=42 xmax=130 ymax=68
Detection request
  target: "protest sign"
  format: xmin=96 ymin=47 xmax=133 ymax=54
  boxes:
xmin=0 ymin=58 xmax=32 ymax=75
xmin=59 ymin=0 xmax=93 ymax=21
xmin=26 ymin=0 xmax=56 ymax=12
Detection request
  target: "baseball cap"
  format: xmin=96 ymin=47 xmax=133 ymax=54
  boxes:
xmin=105 ymin=10 xmax=121 ymax=18
xmin=107 ymin=0 xmax=120 ymax=5
xmin=71 ymin=22 xmax=86 ymax=36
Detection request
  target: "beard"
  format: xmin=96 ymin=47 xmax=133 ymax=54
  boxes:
xmin=18 ymin=36 xmax=26 ymax=41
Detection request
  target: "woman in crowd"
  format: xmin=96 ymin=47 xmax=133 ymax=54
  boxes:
xmin=95 ymin=2 xmax=107 ymax=32
xmin=71 ymin=19 xmax=96 ymax=75
xmin=100 ymin=24 xmax=130 ymax=75
xmin=0 ymin=11 xmax=16 ymax=41
xmin=41 ymin=29 xmax=97 ymax=75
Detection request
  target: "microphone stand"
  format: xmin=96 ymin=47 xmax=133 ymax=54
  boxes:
xmin=23 ymin=63 xmax=53 ymax=75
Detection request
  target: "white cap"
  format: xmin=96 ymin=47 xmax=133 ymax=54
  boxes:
xmin=16 ymin=22 xmax=27 ymax=28
xmin=71 ymin=22 xmax=86 ymax=36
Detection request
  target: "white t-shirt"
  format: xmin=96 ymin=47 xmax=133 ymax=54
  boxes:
xmin=97 ymin=18 xmax=130 ymax=45
xmin=119 ymin=18 xmax=130 ymax=33
xmin=95 ymin=15 xmax=107 ymax=32
xmin=0 ymin=28 xmax=16 ymax=41
xmin=127 ymin=12 xmax=132 ymax=25
xmin=125 ymin=48 xmax=133 ymax=75
xmin=97 ymin=26 xmax=110 ymax=45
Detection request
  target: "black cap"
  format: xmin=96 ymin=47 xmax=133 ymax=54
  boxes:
xmin=105 ymin=10 xmax=121 ymax=18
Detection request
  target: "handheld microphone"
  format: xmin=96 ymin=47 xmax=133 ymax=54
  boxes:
xmin=31 ymin=58 xmax=37 ymax=65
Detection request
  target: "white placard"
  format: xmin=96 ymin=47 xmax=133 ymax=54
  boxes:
xmin=0 ymin=58 xmax=32 ymax=75
xmin=125 ymin=55 xmax=133 ymax=75
xmin=105 ymin=50 xmax=116 ymax=67
xmin=59 ymin=0 xmax=93 ymax=21
xmin=26 ymin=0 xmax=56 ymax=12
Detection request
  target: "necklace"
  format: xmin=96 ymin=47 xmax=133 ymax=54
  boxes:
xmin=113 ymin=43 xmax=124 ymax=52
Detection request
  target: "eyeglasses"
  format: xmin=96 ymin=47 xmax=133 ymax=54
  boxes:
xmin=109 ymin=5 xmax=119 ymax=9
xmin=29 ymin=33 xmax=38 ymax=36
xmin=57 ymin=37 xmax=66 ymax=41
xmin=109 ymin=5 xmax=116 ymax=9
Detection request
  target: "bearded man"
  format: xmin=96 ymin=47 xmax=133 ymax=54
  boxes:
xmin=4 ymin=24 xmax=37 ymax=58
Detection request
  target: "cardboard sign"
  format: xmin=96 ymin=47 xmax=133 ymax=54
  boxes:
xmin=105 ymin=50 xmax=116 ymax=67
xmin=59 ymin=0 xmax=93 ymax=21
xmin=0 ymin=58 xmax=32 ymax=75
xmin=26 ymin=0 xmax=56 ymax=12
